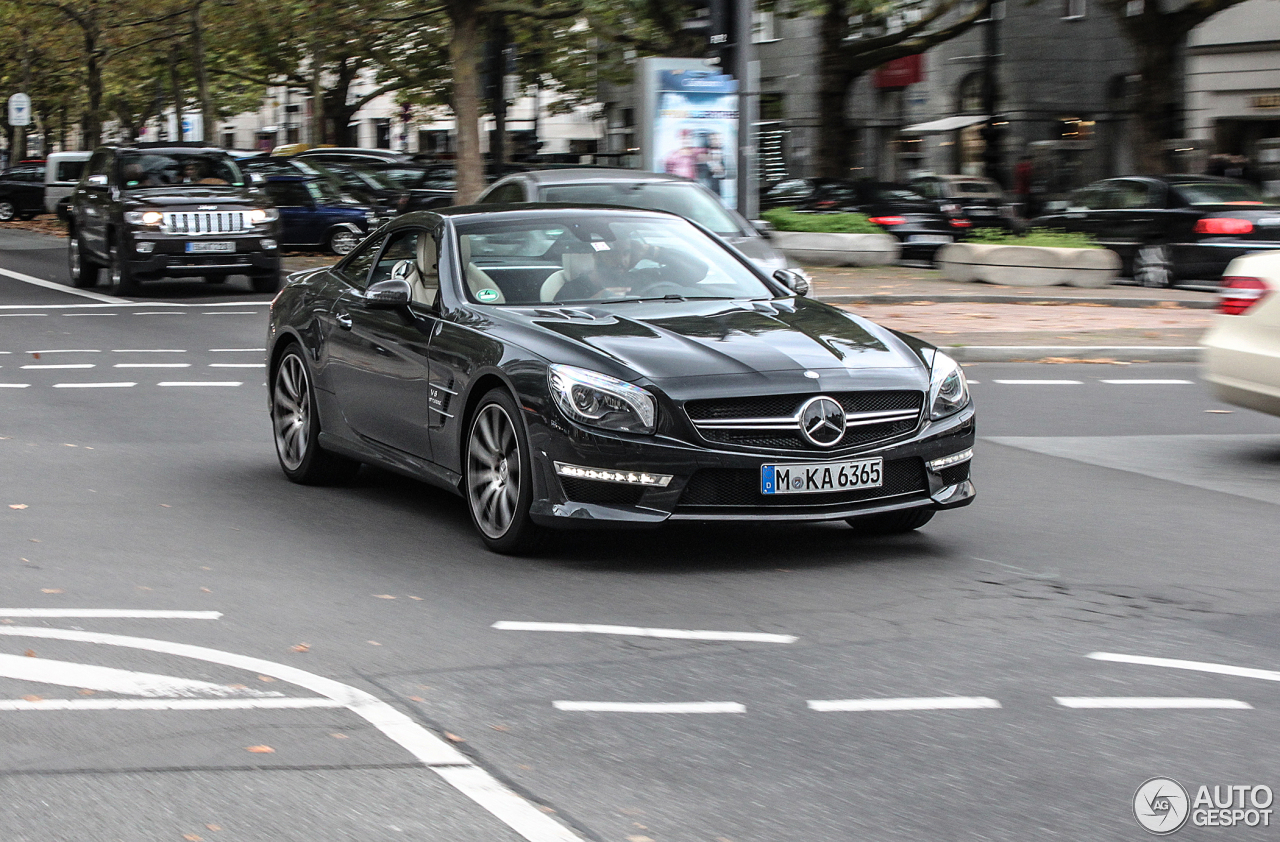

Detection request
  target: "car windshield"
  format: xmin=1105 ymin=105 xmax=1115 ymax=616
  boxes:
xmin=305 ymin=179 xmax=351 ymax=204
xmin=455 ymin=213 xmax=776 ymax=306
xmin=539 ymin=182 xmax=744 ymax=236
xmin=375 ymin=167 xmax=429 ymax=189
xmin=119 ymin=152 xmax=244 ymax=189
xmin=874 ymin=186 xmax=929 ymax=203
xmin=1174 ymin=181 xmax=1274 ymax=206
xmin=951 ymin=180 xmax=1000 ymax=196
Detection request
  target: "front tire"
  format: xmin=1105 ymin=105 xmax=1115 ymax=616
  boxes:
xmin=465 ymin=389 xmax=545 ymax=554
xmin=0 ymin=201 xmax=15 ymax=222
xmin=68 ymin=235 xmax=98 ymax=288
xmin=328 ymin=228 xmax=360 ymax=256
xmin=271 ymin=346 xmax=361 ymax=485
xmin=1134 ymin=244 xmax=1173 ymax=288
xmin=251 ymin=269 xmax=283 ymax=293
xmin=846 ymin=508 xmax=935 ymax=535
xmin=106 ymin=239 xmax=138 ymax=296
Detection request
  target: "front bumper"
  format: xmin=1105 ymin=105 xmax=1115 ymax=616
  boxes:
xmin=524 ymin=406 xmax=976 ymax=528
xmin=125 ymin=232 xmax=281 ymax=278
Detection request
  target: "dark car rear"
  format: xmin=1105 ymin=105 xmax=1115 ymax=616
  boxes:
xmin=797 ymin=180 xmax=965 ymax=261
xmin=910 ymin=175 xmax=1015 ymax=230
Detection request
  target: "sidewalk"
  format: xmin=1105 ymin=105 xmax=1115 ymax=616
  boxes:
xmin=806 ymin=265 xmax=1216 ymax=362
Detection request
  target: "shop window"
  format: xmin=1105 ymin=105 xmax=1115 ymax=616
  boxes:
xmin=957 ymin=73 xmax=985 ymax=115
xmin=1058 ymin=116 xmax=1094 ymax=141
xmin=760 ymin=92 xmax=785 ymax=122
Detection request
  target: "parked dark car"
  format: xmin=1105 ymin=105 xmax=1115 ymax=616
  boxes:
xmin=760 ymin=177 xmax=821 ymax=211
xmin=360 ymin=163 xmax=460 ymax=211
xmin=476 ymin=168 xmax=795 ymax=275
xmin=796 ymin=180 xmax=968 ymax=261
xmin=1034 ymin=175 xmax=1280 ymax=287
xmin=0 ymin=160 xmax=47 ymax=221
xmin=261 ymin=175 xmax=387 ymax=255
xmin=266 ymin=205 xmax=975 ymax=553
xmin=301 ymin=160 xmax=410 ymax=216
xmin=67 ymin=143 xmax=282 ymax=295
xmin=909 ymin=174 xmax=1017 ymax=230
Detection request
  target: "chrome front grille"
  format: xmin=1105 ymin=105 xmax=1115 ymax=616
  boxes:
xmin=161 ymin=210 xmax=251 ymax=235
xmin=685 ymin=391 xmax=923 ymax=452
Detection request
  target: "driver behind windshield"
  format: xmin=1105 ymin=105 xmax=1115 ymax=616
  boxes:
xmin=554 ymin=236 xmax=708 ymax=302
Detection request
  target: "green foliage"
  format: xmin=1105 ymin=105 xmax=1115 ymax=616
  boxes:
xmin=761 ymin=207 xmax=882 ymax=234
xmin=963 ymin=227 xmax=1100 ymax=248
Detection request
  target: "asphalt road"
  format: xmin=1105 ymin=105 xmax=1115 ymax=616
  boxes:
xmin=3 ymin=226 xmax=1280 ymax=841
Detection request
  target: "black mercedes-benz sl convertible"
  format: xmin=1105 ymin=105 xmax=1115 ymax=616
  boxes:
xmin=266 ymin=205 xmax=975 ymax=553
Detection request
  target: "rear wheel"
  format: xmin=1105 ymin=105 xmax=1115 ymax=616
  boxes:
xmin=1134 ymin=244 xmax=1173 ymax=288
xmin=271 ymin=346 xmax=361 ymax=485
xmin=0 ymin=201 xmax=16 ymax=222
xmin=846 ymin=508 xmax=935 ymax=535
xmin=106 ymin=239 xmax=138 ymax=296
xmin=68 ymin=235 xmax=98 ymax=288
xmin=328 ymin=228 xmax=360 ymax=256
xmin=464 ymin=389 xmax=545 ymax=554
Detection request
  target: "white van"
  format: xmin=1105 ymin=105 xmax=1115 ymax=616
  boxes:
xmin=45 ymin=151 xmax=92 ymax=215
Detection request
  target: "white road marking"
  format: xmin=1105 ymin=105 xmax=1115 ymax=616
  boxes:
xmin=0 ymin=266 xmax=126 ymax=303
xmin=1099 ymin=379 xmax=1195 ymax=385
xmin=0 ymin=652 xmax=281 ymax=698
xmin=992 ymin=379 xmax=1082 ymax=385
xmin=209 ymin=363 xmax=265 ymax=368
xmin=53 ymin=382 xmax=136 ymax=389
xmin=0 ymin=313 xmax=46 ymax=317
xmin=0 ymin=626 xmax=580 ymax=842
xmin=134 ymin=312 xmax=182 ymax=316
xmin=112 ymin=349 xmax=186 ymax=353
xmin=114 ymin=363 xmax=191 ymax=368
xmin=202 ymin=311 xmax=257 ymax=315
xmin=807 ymin=696 xmax=1002 ymax=712
xmin=492 ymin=621 xmax=797 ymax=643
xmin=22 ymin=363 xmax=95 ymax=370
xmin=0 ymin=697 xmax=344 ymax=712
xmin=27 ymin=349 xmax=101 ymax=354
xmin=0 ymin=609 xmax=221 ymax=619
xmin=64 ymin=313 xmax=117 ymax=317
xmin=157 ymin=381 xmax=242 ymax=387
xmin=0 ymin=384 xmax=30 ymax=388
xmin=553 ymin=701 xmax=746 ymax=713
xmin=1055 ymin=697 xmax=1252 ymax=709
xmin=1089 ymin=652 xmax=1280 ymax=682
xmin=209 ymin=348 xmax=266 ymax=352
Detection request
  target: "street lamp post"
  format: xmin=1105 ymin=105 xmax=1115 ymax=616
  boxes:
xmin=980 ymin=0 xmax=1003 ymax=185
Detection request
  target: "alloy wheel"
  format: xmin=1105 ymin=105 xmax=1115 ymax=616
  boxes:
xmin=466 ymin=403 xmax=522 ymax=540
xmin=1134 ymin=244 xmax=1172 ymax=288
xmin=330 ymin=230 xmax=360 ymax=255
xmin=0 ymin=201 xmax=14 ymax=222
xmin=69 ymin=237 xmax=82 ymax=283
xmin=272 ymin=353 xmax=311 ymax=472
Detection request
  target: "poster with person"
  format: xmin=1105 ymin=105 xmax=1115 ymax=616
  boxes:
xmin=653 ymin=69 xmax=739 ymax=210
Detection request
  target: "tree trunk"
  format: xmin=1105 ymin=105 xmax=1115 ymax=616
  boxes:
xmin=449 ymin=3 xmax=485 ymax=204
xmin=190 ymin=3 xmax=216 ymax=144
xmin=323 ymin=59 xmax=365 ymax=147
xmin=84 ymin=30 xmax=103 ymax=147
xmin=170 ymin=45 xmax=185 ymax=141
xmin=815 ymin=2 xmax=854 ymax=178
xmin=1126 ymin=27 xmax=1184 ymax=174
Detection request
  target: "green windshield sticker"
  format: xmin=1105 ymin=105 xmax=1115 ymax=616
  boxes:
xmin=476 ymin=288 xmax=500 ymax=302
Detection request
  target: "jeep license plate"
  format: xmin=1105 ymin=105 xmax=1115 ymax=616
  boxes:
xmin=186 ymin=241 xmax=235 ymax=253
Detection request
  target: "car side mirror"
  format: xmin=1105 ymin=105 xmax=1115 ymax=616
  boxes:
xmin=774 ymin=268 xmax=810 ymax=297
xmin=753 ymin=219 xmax=774 ymax=238
xmin=85 ymin=174 xmax=108 ymax=188
xmin=364 ymin=278 xmax=412 ymax=309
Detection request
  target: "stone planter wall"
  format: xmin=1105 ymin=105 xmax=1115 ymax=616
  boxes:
xmin=936 ymin=243 xmax=1120 ymax=288
xmin=770 ymin=231 xmax=901 ymax=267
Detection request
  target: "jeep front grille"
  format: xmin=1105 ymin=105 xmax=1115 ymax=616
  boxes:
xmin=161 ymin=211 xmax=251 ymax=235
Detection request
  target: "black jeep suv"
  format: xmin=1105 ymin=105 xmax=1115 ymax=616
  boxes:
xmin=67 ymin=143 xmax=283 ymax=295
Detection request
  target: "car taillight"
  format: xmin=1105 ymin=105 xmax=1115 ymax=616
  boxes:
xmin=1219 ymin=276 xmax=1271 ymax=315
xmin=1195 ymin=217 xmax=1254 ymax=235
xmin=814 ymin=199 xmax=837 ymax=208
xmin=949 ymin=218 xmax=972 ymax=228
xmin=869 ymin=216 xmax=907 ymax=226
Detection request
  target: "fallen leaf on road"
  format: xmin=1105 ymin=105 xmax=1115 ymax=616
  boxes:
xmin=201 ymin=566 xmax=211 ymax=571
xmin=330 ymin=733 xmax=349 ymax=739
xmin=205 ymin=824 xmax=222 ymax=831
xmin=626 ymin=836 xmax=653 ymax=842
xmin=41 ymin=588 xmax=63 ymax=594
xmin=183 ymin=835 xmax=203 ymax=841
xmin=78 ymin=689 xmax=95 ymax=695
xmin=1205 ymin=409 xmax=1233 ymax=414
xmin=64 ymin=443 xmax=77 ymax=448
xmin=9 ymin=504 xmax=27 ymax=509
xmin=444 ymin=732 xmax=465 ymax=742
xmin=227 ymin=684 xmax=248 ymax=690
xmin=407 ymin=596 xmax=423 ymax=601
xmin=538 ymin=806 xmax=557 ymax=814
xmin=257 ymin=676 xmax=275 ymax=682
xmin=373 ymin=594 xmax=396 ymax=599
xmin=244 ymin=745 xmax=274 ymax=753
xmin=29 ymin=538 xmax=40 ymax=543
xmin=368 ymin=640 xmax=382 ymax=646
xmin=200 ymin=587 xmax=211 ymax=593
xmin=408 ymin=696 xmax=424 ymax=702
xmin=23 ymin=650 xmax=35 ymax=657
xmin=22 ymin=695 xmax=42 ymax=702
xmin=136 ymin=586 xmax=151 ymax=590
xmin=290 ymin=643 xmax=310 ymax=653
xmin=160 ymin=504 xmax=171 ymax=508
xmin=490 ymin=724 xmax=509 ymax=732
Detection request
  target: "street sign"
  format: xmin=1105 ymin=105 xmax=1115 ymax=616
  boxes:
xmin=8 ymin=93 xmax=31 ymax=127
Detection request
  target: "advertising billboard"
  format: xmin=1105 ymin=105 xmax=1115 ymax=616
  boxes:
xmin=641 ymin=61 xmax=740 ymax=210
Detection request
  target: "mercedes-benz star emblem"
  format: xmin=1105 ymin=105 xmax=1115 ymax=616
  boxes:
xmin=798 ymin=396 xmax=846 ymax=448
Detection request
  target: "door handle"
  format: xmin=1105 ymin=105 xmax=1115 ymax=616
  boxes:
xmin=335 ymin=312 xmax=353 ymax=330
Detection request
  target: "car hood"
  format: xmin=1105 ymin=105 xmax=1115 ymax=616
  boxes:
xmin=489 ymin=296 xmax=930 ymax=392
xmin=122 ymin=188 xmax=259 ymax=208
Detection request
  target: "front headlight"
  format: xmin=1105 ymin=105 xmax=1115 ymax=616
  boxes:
xmin=548 ymin=365 xmax=656 ymax=435
xmin=247 ymin=208 xmax=279 ymax=225
xmin=928 ymin=352 xmax=970 ymax=420
xmin=124 ymin=211 xmax=163 ymax=226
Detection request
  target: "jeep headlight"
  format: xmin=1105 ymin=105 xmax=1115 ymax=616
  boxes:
xmin=928 ymin=352 xmax=970 ymax=420
xmin=124 ymin=211 xmax=163 ymax=226
xmin=247 ymin=208 xmax=279 ymax=225
xmin=548 ymin=365 xmax=656 ymax=435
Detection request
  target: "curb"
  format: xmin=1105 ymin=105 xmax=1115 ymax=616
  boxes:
xmin=946 ymin=346 xmax=1202 ymax=363
xmin=818 ymin=293 xmax=1216 ymax=309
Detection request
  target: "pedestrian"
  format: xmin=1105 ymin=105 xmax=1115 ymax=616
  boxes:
xmin=1013 ymin=154 xmax=1034 ymax=218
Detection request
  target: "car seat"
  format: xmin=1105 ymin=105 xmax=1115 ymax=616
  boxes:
xmin=457 ymin=236 xmax=506 ymax=303
xmin=539 ymin=253 xmax=597 ymax=302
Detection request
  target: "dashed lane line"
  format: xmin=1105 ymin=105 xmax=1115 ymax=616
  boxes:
xmin=209 ymin=348 xmax=266 ymax=352
xmin=114 ymin=363 xmax=192 ymax=368
xmin=112 ymin=349 xmax=186 ymax=353
xmin=1055 ymin=697 xmax=1252 ymax=709
xmin=553 ymin=701 xmax=746 ymax=713
xmin=1089 ymin=652 xmax=1280 ymax=682
xmin=27 ymin=349 xmax=101 ymax=354
xmin=0 ymin=626 xmax=582 ymax=842
xmin=202 ymin=311 xmax=258 ymax=315
xmin=492 ymin=621 xmax=797 ymax=644
xmin=991 ymin=379 xmax=1083 ymax=385
xmin=1099 ymin=379 xmax=1195 ymax=385
xmin=21 ymin=363 xmax=95 ymax=370
xmin=807 ymin=697 xmax=1001 ymax=712
xmin=134 ymin=312 xmax=183 ymax=316
xmin=0 ymin=313 xmax=46 ymax=317
xmin=0 ymin=609 xmax=221 ymax=619
xmin=157 ymin=381 xmax=243 ymax=387
xmin=0 ymin=384 xmax=30 ymax=388
xmin=0 ymin=697 xmax=345 ymax=712
xmin=52 ymin=382 xmax=136 ymax=389
xmin=209 ymin=363 xmax=265 ymax=368
xmin=0 ymin=266 xmax=126 ymax=304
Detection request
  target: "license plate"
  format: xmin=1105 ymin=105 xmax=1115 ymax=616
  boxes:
xmin=185 ymin=241 xmax=235 ymax=253
xmin=968 ymin=207 xmax=996 ymax=216
xmin=762 ymin=458 xmax=883 ymax=495
xmin=908 ymin=234 xmax=953 ymax=245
